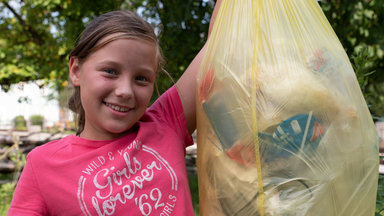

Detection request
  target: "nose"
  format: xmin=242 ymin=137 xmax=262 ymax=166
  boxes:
xmin=114 ymin=78 xmax=134 ymax=99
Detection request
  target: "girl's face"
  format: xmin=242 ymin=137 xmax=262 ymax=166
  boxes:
xmin=69 ymin=35 xmax=157 ymax=140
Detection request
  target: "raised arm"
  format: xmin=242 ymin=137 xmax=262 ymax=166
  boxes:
xmin=176 ymin=0 xmax=222 ymax=134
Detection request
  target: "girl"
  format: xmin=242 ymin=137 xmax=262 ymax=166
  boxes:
xmin=8 ymin=1 xmax=221 ymax=215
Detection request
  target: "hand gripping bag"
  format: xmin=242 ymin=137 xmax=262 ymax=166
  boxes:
xmin=196 ymin=0 xmax=379 ymax=215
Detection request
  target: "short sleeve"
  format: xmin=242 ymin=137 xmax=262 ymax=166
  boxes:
xmin=8 ymin=152 xmax=48 ymax=216
xmin=146 ymin=85 xmax=194 ymax=147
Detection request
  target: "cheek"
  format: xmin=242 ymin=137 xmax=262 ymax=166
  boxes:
xmin=81 ymin=74 xmax=111 ymax=96
xmin=146 ymin=87 xmax=155 ymax=102
xmin=139 ymin=87 xmax=154 ymax=106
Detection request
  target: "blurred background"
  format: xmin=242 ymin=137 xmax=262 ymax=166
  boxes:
xmin=0 ymin=0 xmax=383 ymax=215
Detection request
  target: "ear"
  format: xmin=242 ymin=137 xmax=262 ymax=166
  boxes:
xmin=69 ymin=57 xmax=81 ymax=86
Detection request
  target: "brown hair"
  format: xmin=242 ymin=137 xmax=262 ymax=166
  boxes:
xmin=68 ymin=10 xmax=164 ymax=135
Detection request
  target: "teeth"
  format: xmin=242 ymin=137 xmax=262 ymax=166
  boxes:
xmin=105 ymin=103 xmax=130 ymax=112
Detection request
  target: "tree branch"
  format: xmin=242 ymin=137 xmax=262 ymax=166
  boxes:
xmin=2 ymin=1 xmax=44 ymax=45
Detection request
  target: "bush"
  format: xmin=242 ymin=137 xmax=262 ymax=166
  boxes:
xmin=29 ymin=115 xmax=44 ymax=127
xmin=0 ymin=183 xmax=15 ymax=215
xmin=13 ymin=115 xmax=26 ymax=131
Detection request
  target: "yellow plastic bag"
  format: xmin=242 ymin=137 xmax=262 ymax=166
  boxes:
xmin=196 ymin=0 xmax=379 ymax=215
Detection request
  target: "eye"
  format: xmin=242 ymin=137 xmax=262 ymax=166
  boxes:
xmin=104 ymin=69 xmax=117 ymax=75
xmin=135 ymin=75 xmax=148 ymax=82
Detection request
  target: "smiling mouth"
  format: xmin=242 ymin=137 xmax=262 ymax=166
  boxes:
xmin=104 ymin=102 xmax=132 ymax=112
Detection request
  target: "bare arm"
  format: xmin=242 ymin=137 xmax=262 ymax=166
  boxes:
xmin=176 ymin=0 xmax=222 ymax=134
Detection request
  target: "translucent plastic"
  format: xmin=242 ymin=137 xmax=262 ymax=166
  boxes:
xmin=196 ymin=0 xmax=379 ymax=215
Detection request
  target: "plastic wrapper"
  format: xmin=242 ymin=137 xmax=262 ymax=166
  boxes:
xmin=196 ymin=0 xmax=379 ymax=215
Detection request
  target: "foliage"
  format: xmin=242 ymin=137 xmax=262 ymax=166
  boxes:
xmin=0 ymin=136 xmax=26 ymax=215
xmin=0 ymin=0 xmax=213 ymax=101
xmin=29 ymin=114 xmax=44 ymax=127
xmin=319 ymin=0 xmax=384 ymax=118
xmin=13 ymin=115 xmax=26 ymax=131
xmin=0 ymin=0 xmax=125 ymax=92
xmin=350 ymin=46 xmax=384 ymax=121
xmin=2 ymin=0 xmax=382 ymax=114
xmin=0 ymin=182 xmax=15 ymax=215
xmin=352 ymin=47 xmax=375 ymax=94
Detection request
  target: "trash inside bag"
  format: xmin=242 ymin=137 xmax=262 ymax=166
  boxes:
xmin=196 ymin=0 xmax=379 ymax=215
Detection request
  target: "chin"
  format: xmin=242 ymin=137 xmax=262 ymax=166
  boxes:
xmin=108 ymin=127 xmax=131 ymax=134
xmin=102 ymin=124 xmax=130 ymax=135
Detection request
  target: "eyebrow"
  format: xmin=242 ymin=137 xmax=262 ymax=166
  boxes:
xmin=97 ymin=59 xmax=156 ymax=74
xmin=97 ymin=60 xmax=122 ymax=68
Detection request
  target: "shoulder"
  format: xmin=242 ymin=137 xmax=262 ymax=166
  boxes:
xmin=150 ymin=85 xmax=181 ymax=112
xmin=27 ymin=134 xmax=74 ymax=159
xmin=139 ymin=85 xmax=193 ymax=146
xmin=142 ymin=85 xmax=184 ymax=122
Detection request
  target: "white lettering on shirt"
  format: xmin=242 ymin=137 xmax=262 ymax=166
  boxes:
xmin=91 ymin=152 xmax=162 ymax=216
xmin=82 ymin=156 xmax=107 ymax=175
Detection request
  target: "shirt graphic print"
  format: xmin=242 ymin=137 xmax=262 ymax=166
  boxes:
xmin=77 ymin=139 xmax=180 ymax=216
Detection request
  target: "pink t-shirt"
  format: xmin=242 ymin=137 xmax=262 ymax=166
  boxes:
xmin=8 ymin=86 xmax=194 ymax=216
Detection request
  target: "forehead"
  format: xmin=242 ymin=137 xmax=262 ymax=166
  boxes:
xmin=82 ymin=33 xmax=160 ymax=66
xmin=97 ymin=33 xmax=155 ymax=49
xmin=84 ymin=35 xmax=158 ymax=72
xmin=89 ymin=33 xmax=159 ymax=60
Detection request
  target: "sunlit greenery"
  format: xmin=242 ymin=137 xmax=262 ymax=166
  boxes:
xmin=320 ymin=0 xmax=384 ymax=118
xmin=0 ymin=183 xmax=15 ymax=215
xmin=1 ymin=0 xmax=383 ymax=114
xmin=13 ymin=115 xmax=26 ymax=131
